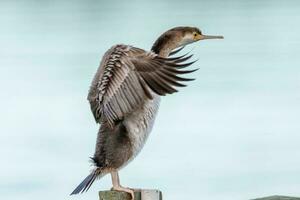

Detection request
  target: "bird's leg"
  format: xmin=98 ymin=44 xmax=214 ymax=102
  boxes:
xmin=111 ymin=170 xmax=134 ymax=200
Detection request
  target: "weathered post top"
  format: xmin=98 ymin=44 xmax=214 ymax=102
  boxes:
xmin=99 ymin=190 xmax=162 ymax=200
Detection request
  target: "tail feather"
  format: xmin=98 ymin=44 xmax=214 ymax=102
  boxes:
xmin=70 ymin=172 xmax=98 ymax=195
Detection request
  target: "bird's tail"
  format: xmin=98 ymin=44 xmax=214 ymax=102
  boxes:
xmin=70 ymin=168 xmax=103 ymax=195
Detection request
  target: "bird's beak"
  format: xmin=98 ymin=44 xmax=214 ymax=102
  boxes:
xmin=196 ymin=34 xmax=224 ymax=40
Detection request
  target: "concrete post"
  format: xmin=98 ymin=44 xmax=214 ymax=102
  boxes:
xmin=99 ymin=190 xmax=162 ymax=200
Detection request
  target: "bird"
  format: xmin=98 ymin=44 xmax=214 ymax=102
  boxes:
xmin=70 ymin=26 xmax=223 ymax=199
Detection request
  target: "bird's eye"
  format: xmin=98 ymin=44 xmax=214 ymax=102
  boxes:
xmin=194 ymin=33 xmax=197 ymax=37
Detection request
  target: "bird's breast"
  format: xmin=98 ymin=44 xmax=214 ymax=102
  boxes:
xmin=123 ymin=95 xmax=161 ymax=159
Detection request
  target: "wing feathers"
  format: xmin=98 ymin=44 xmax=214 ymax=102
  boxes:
xmin=138 ymin=75 xmax=154 ymax=100
xmin=169 ymin=46 xmax=185 ymax=56
xmin=88 ymin=45 xmax=198 ymax=126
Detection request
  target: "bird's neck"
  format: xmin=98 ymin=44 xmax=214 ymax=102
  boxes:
xmin=151 ymin=33 xmax=180 ymax=57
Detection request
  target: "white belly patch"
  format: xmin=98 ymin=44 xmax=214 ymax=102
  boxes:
xmin=123 ymin=96 xmax=161 ymax=159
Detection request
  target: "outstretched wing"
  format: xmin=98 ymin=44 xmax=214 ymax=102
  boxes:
xmin=88 ymin=44 xmax=197 ymax=127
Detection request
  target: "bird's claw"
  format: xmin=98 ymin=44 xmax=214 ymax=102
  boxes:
xmin=127 ymin=187 xmax=141 ymax=192
xmin=111 ymin=186 xmax=135 ymax=200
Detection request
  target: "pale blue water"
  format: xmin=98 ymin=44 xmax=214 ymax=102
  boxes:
xmin=1 ymin=1 xmax=300 ymax=200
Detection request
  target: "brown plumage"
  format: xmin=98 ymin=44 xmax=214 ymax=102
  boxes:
xmin=88 ymin=45 xmax=197 ymax=127
xmin=152 ymin=27 xmax=201 ymax=54
xmin=71 ymin=26 xmax=223 ymax=199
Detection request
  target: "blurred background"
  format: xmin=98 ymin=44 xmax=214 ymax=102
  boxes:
xmin=1 ymin=0 xmax=300 ymax=200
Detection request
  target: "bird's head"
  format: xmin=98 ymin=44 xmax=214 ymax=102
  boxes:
xmin=151 ymin=26 xmax=224 ymax=56
xmin=175 ymin=26 xmax=224 ymax=46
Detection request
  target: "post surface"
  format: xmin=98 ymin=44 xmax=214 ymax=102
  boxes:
xmin=99 ymin=190 xmax=162 ymax=200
